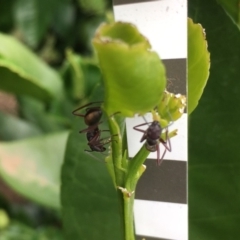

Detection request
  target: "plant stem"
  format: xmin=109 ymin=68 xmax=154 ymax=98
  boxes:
xmin=116 ymin=190 xmax=127 ymax=240
xmin=122 ymin=146 xmax=150 ymax=240
xmin=123 ymin=194 xmax=135 ymax=240
xmin=106 ymin=112 xmax=150 ymax=240
xmin=106 ymin=113 xmax=125 ymax=186
xmin=125 ymin=145 xmax=150 ymax=191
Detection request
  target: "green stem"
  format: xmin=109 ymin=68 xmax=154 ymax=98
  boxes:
xmin=125 ymin=145 xmax=150 ymax=191
xmin=105 ymin=112 xmax=150 ymax=240
xmin=117 ymin=190 xmax=126 ymax=240
xmin=123 ymin=194 xmax=135 ymax=240
xmin=106 ymin=113 xmax=125 ymax=186
xmin=123 ymin=146 xmax=150 ymax=240
xmin=105 ymin=112 xmax=127 ymax=239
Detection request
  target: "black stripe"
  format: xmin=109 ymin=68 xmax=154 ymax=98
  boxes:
xmin=113 ymin=0 xmax=160 ymax=6
xmin=163 ymin=58 xmax=187 ymax=95
xmin=135 ymin=159 xmax=187 ymax=204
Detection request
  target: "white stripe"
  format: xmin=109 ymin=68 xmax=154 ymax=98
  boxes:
xmin=134 ymin=199 xmax=188 ymax=240
xmin=113 ymin=0 xmax=187 ymax=59
xmin=126 ymin=113 xmax=187 ymax=161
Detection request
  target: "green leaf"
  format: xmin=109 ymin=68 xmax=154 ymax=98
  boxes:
xmin=0 ymin=131 xmax=69 ymax=209
xmin=0 ymin=222 xmax=63 ymax=240
xmin=188 ymin=18 xmax=210 ymax=114
xmin=13 ymin=0 xmax=61 ymax=48
xmin=93 ymin=22 xmax=166 ymax=117
xmin=0 ymin=33 xmax=63 ymax=102
xmin=0 ymin=0 xmax=14 ymax=32
xmin=217 ymin=0 xmax=240 ymax=30
xmin=0 ymin=209 xmax=10 ymax=230
xmin=189 ymin=0 xmax=240 ymax=239
xmin=61 ymin=118 xmax=123 ymax=240
xmin=65 ymin=50 xmax=85 ymax=100
xmin=0 ymin=111 xmax=42 ymax=141
xmin=77 ymin=0 xmax=106 ymax=14
xmin=63 ymin=50 xmax=103 ymax=101
xmin=18 ymin=96 xmax=69 ymax=133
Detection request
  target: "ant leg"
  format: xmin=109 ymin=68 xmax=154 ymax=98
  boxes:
xmin=160 ymin=128 xmax=171 ymax=152
xmin=156 ymin=144 xmax=167 ymax=166
xmin=88 ymin=134 xmax=118 ymax=149
xmin=100 ymin=130 xmax=110 ymax=132
xmin=133 ymin=122 xmax=153 ymax=132
xmin=155 ymin=128 xmax=171 ymax=166
xmin=88 ymin=131 xmax=101 ymax=145
xmin=98 ymin=134 xmax=118 ymax=145
xmin=72 ymin=101 xmax=103 ymax=116
xmin=109 ymin=111 xmax=121 ymax=118
xmin=134 ymin=122 xmax=153 ymax=142
xmin=156 ymin=144 xmax=161 ymax=166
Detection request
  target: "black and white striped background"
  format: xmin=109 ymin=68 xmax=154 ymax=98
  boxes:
xmin=112 ymin=1 xmax=187 ymax=240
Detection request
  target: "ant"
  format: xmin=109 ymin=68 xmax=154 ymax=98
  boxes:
xmin=72 ymin=101 xmax=117 ymax=154
xmin=133 ymin=111 xmax=172 ymax=166
xmin=72 ymin=101 xmax=103 ymax=133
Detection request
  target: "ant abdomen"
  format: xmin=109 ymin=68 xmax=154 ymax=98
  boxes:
xmin=84 ymin=107 xmax=102 ymax=126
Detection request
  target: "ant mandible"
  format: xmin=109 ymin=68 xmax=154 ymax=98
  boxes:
xmin=133 ymin=110 xmax=171 ymax=166
xmin=72 ymin=101 xmax=103 ymax=133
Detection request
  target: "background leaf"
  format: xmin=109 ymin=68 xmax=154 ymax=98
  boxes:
xmin=0 ymin=33 xmax=63 ymax=102
xmin=216 ymin=0 xmax=240 ymax=30
xmin=13 ymin=0 xmax=69 ymax=48
xmin=0 ymin=131 xmax=69 ymax=209
xmin=61 ymin=104 xmax=123 ymax=240
xmin=188 ymin=18 xmax=210 ymax=114
xmin=0 ymin=221 xmax=63 ymax=240
xmin=77 ymin=0 xmax=106 ymax=14
xmin=189 ymin=0 xmax=240 ymax=239
xmin=63 ymin=51 xmax=103 ymax=101
xmin=0 ymin=0 xmax=15 ymax=32
xmin=0 ymin=111 xmax=42 ymax=141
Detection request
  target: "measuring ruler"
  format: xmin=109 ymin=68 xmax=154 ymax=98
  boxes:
xmin=112 ymin=1 xmax=187 ymax=240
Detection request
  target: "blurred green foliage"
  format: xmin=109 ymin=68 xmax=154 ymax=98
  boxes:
xmin=0 ymin=0 xmax=239 ymax=239
xmin=0 ymin=0 xmax=112 ymax=238
xmin=189 ymin=0 xmax=240 ymax=239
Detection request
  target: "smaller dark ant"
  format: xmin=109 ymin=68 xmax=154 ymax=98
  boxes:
xmin=133 ymin=115 xmax=171 ymax=166
xmin=72 ymin=101 xmax=117 ymax=155
xmin=72 ymin=101 xmax=103 ymax=133
xmin=85 ymin=128 xmax=117 ymax=153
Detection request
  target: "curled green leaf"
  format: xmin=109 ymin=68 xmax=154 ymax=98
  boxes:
xmin=93 ymin=22 xmax=166 ymax=117
xmin=188 ymin=18 xmax=210 ymax=114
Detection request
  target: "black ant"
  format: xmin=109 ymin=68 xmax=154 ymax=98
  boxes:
xmin=72 ymin=101 xmax=103 ymax=133
xmin=72 ymin=101 xmax=117 ymax=154
xmin=133 ymin=111 xmax=171 ymax=165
